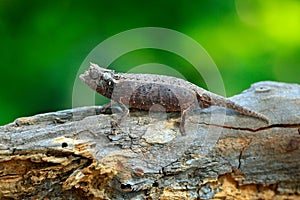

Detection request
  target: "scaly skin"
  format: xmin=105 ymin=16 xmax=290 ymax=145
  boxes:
xmin=80 ymin=63 xmax=269 ymax=133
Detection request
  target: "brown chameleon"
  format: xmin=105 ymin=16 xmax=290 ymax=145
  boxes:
xmin=80 ymin=63 xmax=269 ymax=133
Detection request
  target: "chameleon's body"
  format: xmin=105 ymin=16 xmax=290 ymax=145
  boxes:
xmin=80 ymin=63 xmax=269 ymax=133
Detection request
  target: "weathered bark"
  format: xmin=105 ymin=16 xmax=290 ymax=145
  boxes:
xmin=0 ymin=81 xmax=299 ymax=199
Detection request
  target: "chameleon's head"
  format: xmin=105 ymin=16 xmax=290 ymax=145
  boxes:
xmin=80 ymin=63 xmax=116 ymax=97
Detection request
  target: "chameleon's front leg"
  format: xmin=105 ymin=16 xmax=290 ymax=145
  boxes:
xmin=115 ymin=99 xmax=130 ymax=127
xmin=103 ymin=97 xmax=129 ymax=131
xmin=97 ymin=101 xmax=117 ymax=113
xmin=97 ymin=100 xmax=129 ymax=130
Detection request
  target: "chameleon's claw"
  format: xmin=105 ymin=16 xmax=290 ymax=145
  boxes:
xmin=96 ymin=106 xmax=111 ymax=114
xmin=111 ymin=120 xmax=120 ymax=129
xmin=110 ymin=120 xmax=121 ymax=134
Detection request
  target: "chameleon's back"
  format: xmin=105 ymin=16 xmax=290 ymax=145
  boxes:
xmin=113 ymin=73 xmax=199 ymax=112
xmin=117 ymin=72 xmax=194 ymax=87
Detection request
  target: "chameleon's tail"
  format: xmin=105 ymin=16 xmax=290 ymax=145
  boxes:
xmin=210 ymin=94 xmax=270 ymax=124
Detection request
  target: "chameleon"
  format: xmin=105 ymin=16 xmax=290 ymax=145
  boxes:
xmin=80 ymin=63 xmax=269 ymax=133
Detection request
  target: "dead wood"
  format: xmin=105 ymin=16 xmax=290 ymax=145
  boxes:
xmin=0 ymin=81 xmax=299 ymax=199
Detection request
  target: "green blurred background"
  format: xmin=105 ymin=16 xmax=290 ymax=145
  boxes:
xmin=1 ymin=0 xmax=299 ymax=125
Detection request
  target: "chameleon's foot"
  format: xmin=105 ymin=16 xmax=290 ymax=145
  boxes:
xmin=110 ymin=110 xmax=130 ymax=134
xmin=97 ymin=101 xmax=117 ymax=114
xmin=96 ymin=106 xmax=112 ymax=114
xmin=111 ymin=120 xmax=120 ymax=132
xmin=179 ymin=123 xmax=186 ymax=136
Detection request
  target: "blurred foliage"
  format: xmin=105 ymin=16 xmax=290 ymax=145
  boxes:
xmin=0 ymin=0 xmax=299 ymax=125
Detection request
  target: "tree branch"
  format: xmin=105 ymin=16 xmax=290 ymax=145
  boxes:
xmin=0 ymin=81 xmax=299 ymax=199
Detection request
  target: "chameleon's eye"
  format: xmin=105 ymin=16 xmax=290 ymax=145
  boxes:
xmin=114 ymin=74 xmax=121 ymax=79
xmin=89 ymin=69 xmax=99 ymax=80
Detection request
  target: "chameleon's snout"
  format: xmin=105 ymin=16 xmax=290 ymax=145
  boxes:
xmin=79 ymin=73 xmax=86 ymax=83
xmin=80 ymin=66 xmax=99 ymax=91
xmin=79 ymin=70 xmax=89 ymax=83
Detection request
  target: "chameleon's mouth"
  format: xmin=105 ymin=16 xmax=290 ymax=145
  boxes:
xmin=79 ymin=66 xmax=98 ymax=91
xmin=79 ymin=71 xmax=89 ymax=84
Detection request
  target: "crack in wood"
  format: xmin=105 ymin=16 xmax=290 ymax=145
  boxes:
xmin=194 ymin=122 xmax=300 ymax=132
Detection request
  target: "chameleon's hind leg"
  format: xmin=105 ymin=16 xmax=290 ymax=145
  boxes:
xmin=180 ymin=105 xmax=196 ymax=135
